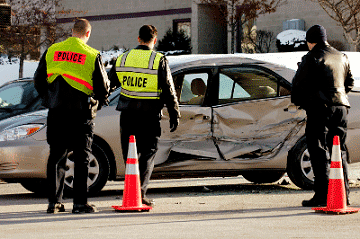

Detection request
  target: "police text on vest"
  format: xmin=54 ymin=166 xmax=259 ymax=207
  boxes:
xmin=123 ymin=76 xmax=148 ymax=87
xmin=54 ymin=51 xmax=87 ymax=65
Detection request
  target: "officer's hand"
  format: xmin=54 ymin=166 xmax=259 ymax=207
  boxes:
xmin=97 ymin=99 xmax=109 ymax=110
xmin=170 ymin=118 xmax=179 ymax=132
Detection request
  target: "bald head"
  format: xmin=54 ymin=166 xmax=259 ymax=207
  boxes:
xmin=72 ymin=19 xmax=92 ymax=43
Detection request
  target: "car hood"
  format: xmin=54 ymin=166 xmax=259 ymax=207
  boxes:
xmin=0 ymin=109 xmax=48 ymax=132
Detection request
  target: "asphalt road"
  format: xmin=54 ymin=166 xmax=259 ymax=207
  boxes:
xmin=2 ymin=168 xmax=360 ymax=239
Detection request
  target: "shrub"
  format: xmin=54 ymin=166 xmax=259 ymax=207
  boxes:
xmin=156 ymin=28 xmax=191 ymax=55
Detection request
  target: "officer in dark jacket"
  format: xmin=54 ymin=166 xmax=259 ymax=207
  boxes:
xmin=109 ymin=25 xmax=180 ymax=207
xmin=291 ymin=25 xmax=354 ymax=207
xmin=34 ymin=19 xmax=110 ymax=214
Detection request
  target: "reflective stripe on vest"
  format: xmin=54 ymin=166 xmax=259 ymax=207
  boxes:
xmin=46 ymin=37 xmax=99 ymax=96
xmin=115 ymin=49 xmax=162 ymax=100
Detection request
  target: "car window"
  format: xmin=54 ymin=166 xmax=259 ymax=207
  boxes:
xmin=175 ymin=73 xmax=209 ymax=105
xmin=0 ymin=81 xmax=38 ymax=109
xmin=108 ymin=87 xmax=121 ymax=106
xmin=219 ymin=67 xmax=285 ymax=104
xmin=219 ymin=74 xmax=251 ymax=100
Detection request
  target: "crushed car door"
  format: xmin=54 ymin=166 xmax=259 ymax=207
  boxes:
xmin=155 ymin=70 xmax=216 ymax=166
xmin=212 ymin=65 xmax=306 ymax=161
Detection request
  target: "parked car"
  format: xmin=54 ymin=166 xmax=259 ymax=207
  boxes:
xmin=0 ymin=78 xmax=43 ymax=121
xmin=0 ymin=54 xmax=360 ymax=195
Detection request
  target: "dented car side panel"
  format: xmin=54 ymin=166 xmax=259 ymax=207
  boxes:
xmin=153 ymin=61 xmax=308 ymax=173
xmin=212 ymin=97 xmax=306 ymax=161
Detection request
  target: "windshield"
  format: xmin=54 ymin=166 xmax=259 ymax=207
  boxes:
xmin=0 ymin=81 xmax=38 ymax=110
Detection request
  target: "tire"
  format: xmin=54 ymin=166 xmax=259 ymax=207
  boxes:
xmin=242 ymin=171 xmax=285 ymax=184
xmin=287 ymin=136 xmax=314 ymax=190
xmin=20 ymin=142 xmax=110 ymax=196
xmin=64 ymin=141 xmax=110 ymax=196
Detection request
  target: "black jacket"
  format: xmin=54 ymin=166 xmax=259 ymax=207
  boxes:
xmin=34 ymin=48 xmax=110 ymax=114
xmin=291 ymin=42 xmax=354 ymax=108
xmin=108 ymin=45 xmax=180 ymax=120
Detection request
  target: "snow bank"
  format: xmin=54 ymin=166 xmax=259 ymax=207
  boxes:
xmin=277 ymin=29 xmax=306 ymax=45
xmin=0 ymin=61 xmax=39 ymax=85
xmin=1 ymin=51 xmax=359 ymax=87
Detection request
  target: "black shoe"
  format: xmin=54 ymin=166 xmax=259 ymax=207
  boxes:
xmin=72 ymin=204 xmax=97 ymax=214
xmin=142 ymin=197 xmax=155 ymax=207
xmin=302 ymin=197 xmax=327 ymax=207
xmin=47 ymin=203 xmax=65 ymax=214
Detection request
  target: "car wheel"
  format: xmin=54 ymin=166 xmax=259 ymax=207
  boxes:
xmin=19 ymin=142 xmax=110 ymax=195
xmin=64 ymin=142 xmax=110 ymax=196
xmin=287 ymin=136 xmax=314 ymax=190
xmin=242 ymin=171 xmax=285 ymax=184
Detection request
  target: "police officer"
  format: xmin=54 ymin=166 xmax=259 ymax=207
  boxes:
xmin=291 ymin=25 xmax=354 ymax=207
xmin=34 ymin=19 xmax=110 ymax=214
xmin=109 ymin=25 xmax=180 ymax=207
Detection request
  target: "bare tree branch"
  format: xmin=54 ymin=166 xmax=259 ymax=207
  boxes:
xmin=311 ymin=0 xmax=360 ymax=51
xmin=0 ymin=0 xmax=71 ymax=78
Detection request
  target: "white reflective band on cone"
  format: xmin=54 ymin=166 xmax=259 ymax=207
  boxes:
xmin=127 ymin=144 xmax=138 ymax=159
xmin=331 ymin=145 xmax=341 ymax=162
xmin=329 ymin=167 xmax=344 ymax=180
xmin=329 ymin=143 xmax=343 ymax=179
xmin=125 ymin=163 xmax=140 ymax=175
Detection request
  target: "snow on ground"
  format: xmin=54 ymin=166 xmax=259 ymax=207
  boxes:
xmin=0 ymin=61 xmax=39 ymax=85
xmin=0 ymin=51 xmax=359 ymax=87
xmin=100 ymin=49 xmax=124 ymax=65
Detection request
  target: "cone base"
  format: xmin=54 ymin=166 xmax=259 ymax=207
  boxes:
xmin=112 ymin=205 xmax=152 ymax=212
xmin=312 ymin=206 xmax=360 ymax=214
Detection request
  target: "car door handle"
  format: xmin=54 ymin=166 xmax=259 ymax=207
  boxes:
xmin=190 ymin=115 xmax=210 ymax=121
xmin=203 ymin=115 xmax=210 ymax=120
xmin=284 ymin=105 xmax=298 ymax=113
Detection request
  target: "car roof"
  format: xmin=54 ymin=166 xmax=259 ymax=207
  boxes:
xmin=167 ymin=54 xmax=296 ymax=82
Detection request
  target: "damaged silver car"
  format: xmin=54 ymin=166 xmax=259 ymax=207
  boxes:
xmin=1 ymin=54 xmax=360 ymax=195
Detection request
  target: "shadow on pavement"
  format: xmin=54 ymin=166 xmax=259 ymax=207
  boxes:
xmin=0 ymin=205 xmax=315 ymax=226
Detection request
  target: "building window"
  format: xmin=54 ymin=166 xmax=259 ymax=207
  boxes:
xmin=173 ymin=19 xmax=191 ymax=37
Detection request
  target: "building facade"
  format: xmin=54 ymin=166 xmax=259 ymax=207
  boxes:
xmin=57 ymin=0 xmax=192 ymax=51
xmin=55 ymin=0 xmax=353 ymax=54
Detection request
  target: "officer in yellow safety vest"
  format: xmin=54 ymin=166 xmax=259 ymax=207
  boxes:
xmin=34 ymin=19 xmax=110 ymax=214
xmin=109 ymin=25 xmax=180 ymax=207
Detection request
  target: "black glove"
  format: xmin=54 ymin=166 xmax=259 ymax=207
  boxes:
xmin=170 ymin=117 xmax=179 ymax=132
xmin=97 ymin=98 xmax=109 ymax=110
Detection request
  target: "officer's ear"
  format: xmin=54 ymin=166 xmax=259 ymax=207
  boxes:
xmin=153 ymin=37 xmax=157 ymax=45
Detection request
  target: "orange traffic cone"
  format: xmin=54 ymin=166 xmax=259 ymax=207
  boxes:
xmin=112 ymin=135 xmax=152 ymax=212
xmin=312 ymin=135 xmax=359 ymax=214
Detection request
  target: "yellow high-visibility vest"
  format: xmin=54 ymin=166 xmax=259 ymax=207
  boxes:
xmin=115 ymin=49 xmax=163 ymax=99
xmin=46 ymin=37 xmax=99 ymax=96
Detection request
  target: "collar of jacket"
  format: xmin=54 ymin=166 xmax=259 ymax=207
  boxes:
xmin=135 ymin=45 xmax=151 ymax=50
xmin=310 ymin=41 xmax=329 ymax=51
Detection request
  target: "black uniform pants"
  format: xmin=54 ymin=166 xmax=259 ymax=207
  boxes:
xmin=46 ymin=108 xmax=94 ymax=205
xmin=120 ymin=110 xmax=161 ymax=197
xmin=305 ymin=105 xmax=349 ymax=201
